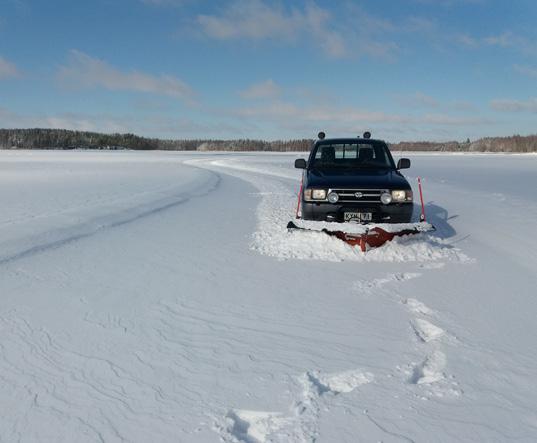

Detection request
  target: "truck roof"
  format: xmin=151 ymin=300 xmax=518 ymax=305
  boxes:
xmin=315 ymin=137 xmax=387 ymax=144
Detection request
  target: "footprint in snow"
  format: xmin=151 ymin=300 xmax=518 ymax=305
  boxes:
xmin=220 ymin=370 xmax=373 ymax=442
xmin=353 ymin=272 xmax=422 ymax=294
xmin=224 ymin=410 xmax=293 ymax=443
xmin=404 ymin=298 xmax=434 ymax=316
xmin=307 ymin=369 xmax=374 ymax=395
xmin=411 ymin=318 xmax=444 ymax=343
xmin=409 ymin=350 xmax=447 ymax=385
xmin=407 ymin=351 xmax=462 ymax=397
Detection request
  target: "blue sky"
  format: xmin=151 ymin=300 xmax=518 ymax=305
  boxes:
xmin=1 ymin=0 xmax=536 ymax=141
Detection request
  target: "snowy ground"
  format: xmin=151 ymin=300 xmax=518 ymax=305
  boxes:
xmin=1 ymin=150 xmax=536 ymax=442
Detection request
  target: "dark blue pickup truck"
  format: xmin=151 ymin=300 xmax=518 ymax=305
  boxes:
xmin=295 ymin=133 xmax=414 ymax=223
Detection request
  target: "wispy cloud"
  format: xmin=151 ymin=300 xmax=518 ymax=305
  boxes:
xmin=455 ymin=33 xmax=480 ymax=48
xmin=139 ymin=0 xmax=184 ymax=6
xmin=234 ymin=99 xmax=491 ymax=127
xmin=404 ymin=16 xmax=437 ymax=33
xmin=239 ymin=79 xmax=281 ymax=100
xmin=491 ymin=98 xmax=537 ymax=113
xmin=395 ymin=92 xmax=476 ymax=111
xmin=0 ymin=56 xmax=19 ymax=79
xmin=58 ymin=50 xmax=195 ymax=103
xmin=414 ymin=0 xmax=485 ymax=6
xmin=197 ymin=1 xmax=399 ymax=60
xmin=224 ymin=97 xmax=496 ymax=141
xmin=457 ymin=31 xmax=537 ymax=56
xmin=0 ymin=105 xmax=248 ymax=138
xmin=396 ymin=92 xmax=440 ymax=108
xmin=197 ymin=0 xmax=324 ymax=41
xmin=0 ymin=106 xmax=130 ymax=132
xmin=234 ymin=101 xmax=410 ymax=125
xmin=421 ymin=113 xmax=492 ymax=125
xmin=513 ymin=64 xmax=537 ymax=78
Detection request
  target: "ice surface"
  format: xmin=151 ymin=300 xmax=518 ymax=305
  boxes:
xmin=1 ymin=150 xmax=537 ymax=442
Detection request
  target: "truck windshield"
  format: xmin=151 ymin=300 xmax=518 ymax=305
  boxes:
xmin=311 ymin=142 xmax=394 ymax=169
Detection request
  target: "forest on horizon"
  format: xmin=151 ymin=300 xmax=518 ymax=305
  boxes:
xmin=1 ymin=128 xmax=537 ymax=153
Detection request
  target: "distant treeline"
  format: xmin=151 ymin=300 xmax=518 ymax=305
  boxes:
xmin=0 ymin=129 xmax=311 ymax=152
xmin=391 ymin=135 xmax=537 ymax=153
xmin=1 ymin=128 xmax=537 ymax=152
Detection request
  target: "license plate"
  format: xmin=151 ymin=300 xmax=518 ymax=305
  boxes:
xmin=344 ymin=212 xmax=372 ymax=222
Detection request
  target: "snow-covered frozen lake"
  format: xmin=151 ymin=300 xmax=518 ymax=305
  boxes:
xmin=1 ymin=150 xmax=537 ymax=442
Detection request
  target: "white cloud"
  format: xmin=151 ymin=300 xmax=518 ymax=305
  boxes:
xmin=0 ymin=107 xmax=130 ymax=132
xmin=58 ymin=50 xmax=195 ymax=103
xmin=140 ymin=0 xmax=184 ymax=5
xmin=455 ymin=33 xmax=479 ymax=48
xmin=0 ymin=106 xmax=250 ymax=139
xmin=457 ymin=31 xmax=537 ymax=56
xmin=396 ymin=92 xmax=440 ymax=108
xmin=197 ymin=1 xmax=326 ymax=41
xmin=514 ymin=64 xmax=537 ymax=78
xmin=197 ymin=1 xmax=399 ymax=60
xmin=234 ymin=101 xmax=412 ymax=129
xmin=234 ymin=99 xmax=491 ymax=127
xmin=225 ymin=98 xmax=497 ymax=141
xmin=483 ymin=32 xmax=515 ymax=48
xmin=395 ymin=92 xmax=476 ymax=112
xmin=405 ymin=16 xmax=436 ymax=33
xmin=491 ymin=98 xmax=537 ymax=113
xmin=239 ymin=79 xmax=281 ymax=99
xmin=0 ymin=101 xmax=500 ymax=142
xmin=414 ymin=0 xmax=485 ymax=5
xmin=0 ymin=56 xmax=19 ymax=79
xmin=421 ymin=113 xmax=493 ymax=125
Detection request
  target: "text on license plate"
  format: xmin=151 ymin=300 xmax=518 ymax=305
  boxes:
xmin=344 ymin=212 xmax=372 ymax=222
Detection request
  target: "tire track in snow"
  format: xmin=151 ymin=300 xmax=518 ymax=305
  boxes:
xmin=0 ymin=168 xmax=220 ymax=266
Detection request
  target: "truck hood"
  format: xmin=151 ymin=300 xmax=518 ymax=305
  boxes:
xmin=306 ymin=168 xmax=411 ymax=190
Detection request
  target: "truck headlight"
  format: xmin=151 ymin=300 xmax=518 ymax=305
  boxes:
xmin=327 ymin=192 xmax=339 ymax=203
xmin=312 ymin=189 xmax=327 ymax=200
xmin=304 ymin=189 xmax=327 ymax=201
xmin=380 ymin=192 xmax=392 ymax=204
xmin=391 ymin=190 xmax=413 ymax=202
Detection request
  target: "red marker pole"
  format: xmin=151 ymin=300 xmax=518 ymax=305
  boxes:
xmin=295 ymin=175 xmax=304 ymax=219
xmin=418 ymin=177 xmax=426 ymax=222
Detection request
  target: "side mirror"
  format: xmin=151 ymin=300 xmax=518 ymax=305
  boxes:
xmin=295 ymin=158 xmax=307 ymax=169
xmin=397 ymin=158 xmax=411 ymax=169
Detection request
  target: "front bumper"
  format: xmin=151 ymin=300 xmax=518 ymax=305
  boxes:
xmin=301 ymin=201 xmax=414 ymax=223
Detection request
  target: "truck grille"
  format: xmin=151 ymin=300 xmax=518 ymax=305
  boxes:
xmin=329 ymin=188 xmax=385 ymax=203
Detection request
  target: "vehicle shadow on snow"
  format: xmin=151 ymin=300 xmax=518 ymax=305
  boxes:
xmin=415 ymin=202 xmax=457 ymax=239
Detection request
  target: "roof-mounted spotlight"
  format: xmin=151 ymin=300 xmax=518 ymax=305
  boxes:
xmin=363 ymin=131 xmax=371 ymax=139
xmin=318 ymin=131 xmax=326 ymax=140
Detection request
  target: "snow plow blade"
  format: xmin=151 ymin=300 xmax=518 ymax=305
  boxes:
xmin=287 ymin=221 xmax=435 ymax=252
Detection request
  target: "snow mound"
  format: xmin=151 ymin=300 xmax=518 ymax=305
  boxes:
xmin=253 ymin=226 xmax=468 ymax=263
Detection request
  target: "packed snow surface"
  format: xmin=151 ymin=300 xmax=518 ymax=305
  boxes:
xmin=1 ymin=150 xmax=537 ymax=442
